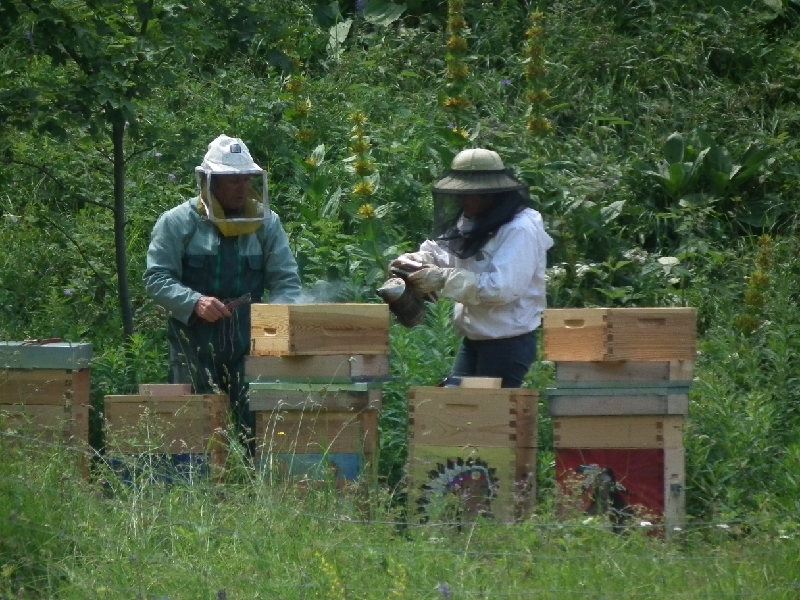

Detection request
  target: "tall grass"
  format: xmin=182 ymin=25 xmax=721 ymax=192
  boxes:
xmin=1 ymin=434 xmax=799 ymax=599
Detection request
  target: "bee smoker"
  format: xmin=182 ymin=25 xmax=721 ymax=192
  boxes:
xmin=376 ymin=258 xmax=431 ymax=328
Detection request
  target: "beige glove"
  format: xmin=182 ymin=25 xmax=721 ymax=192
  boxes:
xmin=397 ymin=251 xmax=437 ymax=265
xmin=407 ymin=267 xmax=481 ymax=305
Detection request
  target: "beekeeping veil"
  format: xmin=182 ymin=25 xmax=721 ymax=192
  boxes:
xmin=195 ymin=135 xmax=270 ymax=237
xmin=431 ymin=148 xmax=530 ymax=259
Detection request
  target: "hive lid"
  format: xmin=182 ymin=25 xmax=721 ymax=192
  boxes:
xmin=0 ymin=341 xmax=93 ymax=370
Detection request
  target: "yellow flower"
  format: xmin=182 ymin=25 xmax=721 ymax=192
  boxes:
xmin=349 ymin=138 xmax=371 ymax=154
xmin=526 ymin=63 xmax=546 ymax=79
xmin=443 ymin=96 xmax=470 ymax=110
xmin=530 ymin=11 xmax=545 ymax=23
xmin=452 ymin=127 xmax=470 ymax=139
xmin=295 ymin=99 xmax=312 ymax=116
xmin=285 ymin=78 xmax=303 ymax=94
xmin=447 ymin=62 xmax=470 ymax=80
xmin=294 ymin=128 xmax=315 ymax=143
xmin=447 ymin=35 xmax=468 ymax=53
xmin=358 ymin=203 xmax=376 ymax=219
xmin=354 ymin=159 xmax=375 ymax=176
xmin=447 ymin=15 xmax=467 ymax=33
xmin=349 ymin=111 xmax=368 ymax=126
xmin=353 ymin=181 xmax=375 ymax=197
xmin=525 ymin=89 xmax=552 ymax=105
xmin=526 ymin=26 xmax=544 ymax=39
xmin=448 ymin=0 xmax=466 ymax=13
xmin=526 ymin=117 xmax=553 ymax=135
xmin=304 ymin=156 xmax=319 ymax=168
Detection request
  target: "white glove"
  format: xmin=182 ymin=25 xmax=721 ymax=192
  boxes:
xmin=407 ymin=267 xmax=481 ymax=304
xmin=392 ymin=251 xmax=437 ymax=266
xmin=406 ymin=266 xmax=448 ymax=294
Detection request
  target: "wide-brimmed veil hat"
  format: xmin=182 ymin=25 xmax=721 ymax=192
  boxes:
xmin=431 ymin=148 xmax=530 ymax=259
xmin=194 ymin=134 xmax=271 ymax=235
xmin=432 ymin=148 xmax=526 ymax=195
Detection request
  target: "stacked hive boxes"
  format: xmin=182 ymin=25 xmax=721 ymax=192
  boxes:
xmin=103 ymin=384 xmax=229 ymax=480
xmin=0 ymin=341 xmax=92 ymax=475
xmin=543 ymin=308 xmax=696 ymax=533
xmin=407 ymin=383 xmax=538 ymax=523
xmin=248 ymin=304 xmax=390 ymax=485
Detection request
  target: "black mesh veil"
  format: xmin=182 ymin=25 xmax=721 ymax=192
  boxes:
xmin=431 ymin=170 xmax=530 ymax=259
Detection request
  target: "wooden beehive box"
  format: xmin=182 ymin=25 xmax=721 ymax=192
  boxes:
xmin=255 ymin=407 xmax=378 ymax=483
xmin=543 ymin=308 xmax=697 ymax=362
xmin=249 ymin=382 xmax=381 ymax=412
xmin=245 ymin=354 xmax=390 ymax=384
xmin=0 ymin=342 xmax=91 ymax=451
xmin=556 ymin=447 xmax=686 ymax=534
xmin=250 ymin=304 xmax=390 ymax=357
xmin=407 ymin=387 xmax=538 ymax=522
xmin=548 ymin=390 xmax=689 ymax=417
xmin=553 ymin=415 xmax=684 ymax=449
xmin=103 ymin=393 xmax=228 ymax=468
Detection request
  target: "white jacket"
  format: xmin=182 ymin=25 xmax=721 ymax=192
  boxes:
xmin=419 ymin=208 xmax=554 ymax=340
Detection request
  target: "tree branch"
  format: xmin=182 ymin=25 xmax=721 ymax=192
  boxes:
xmin=7 ymin=159 xmax=113 ymax=210
xmin=39 ymin=213 xmax=115 ymax=293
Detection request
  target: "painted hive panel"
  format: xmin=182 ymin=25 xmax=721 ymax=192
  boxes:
xmin=555 ymin=447 xmax=685 ymax=533
xmin=255 ymin=409 xmax=378 ymax=482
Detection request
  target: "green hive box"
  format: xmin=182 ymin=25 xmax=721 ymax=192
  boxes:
xmin=0 ymin=342 xmax=93 ymax=370
xmin=0 ymin=342 xmax=93 ymax=476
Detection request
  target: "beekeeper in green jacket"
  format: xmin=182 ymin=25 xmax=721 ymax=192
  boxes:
xmin=144 ymin=135 xmax=301 ymax=448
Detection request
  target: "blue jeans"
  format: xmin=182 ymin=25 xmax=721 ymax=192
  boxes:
xmin=451 ymin=330 xmax=537 ymax=388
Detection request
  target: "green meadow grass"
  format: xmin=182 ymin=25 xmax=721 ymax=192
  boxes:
xmin=1 ymin=435 xmax=798 ymax=600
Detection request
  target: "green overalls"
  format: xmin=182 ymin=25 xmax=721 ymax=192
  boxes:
xmin=144 ymin=197 xmax=301 ymax=445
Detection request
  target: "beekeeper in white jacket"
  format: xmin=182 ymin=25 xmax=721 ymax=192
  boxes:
xmin=391 ymin=148 xmax=554 ymax=388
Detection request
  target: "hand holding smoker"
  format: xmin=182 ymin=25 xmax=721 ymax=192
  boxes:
xmin=376 ymin=257 xmax=436 ymax=328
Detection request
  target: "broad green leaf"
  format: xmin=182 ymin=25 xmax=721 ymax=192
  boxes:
xmin=685 ymin=147 xmax=709 ymax=190
xmin=705 ymin=144 xmax=733 ymax=180
xmin=327 ymin=19 xmax=352 ymax=57
xmin=600 ymin=200 xmax=625 ymax=224
xmin=311 ymin=144 xmax=326 ymax=165
xmin=664 ymin=132 xmax=685 ymax=165
xmin=364 ymin=1 xmax=406 ymax=26
xmin=594 ymin=115 xmax=632 ymax=126
xmin=321 ymin=187 xmax=342 ymax=219
xmin=667 ymin=162 xmax=686 ymax=195
xmin=706 ymin=170 xmax=730 ymax=196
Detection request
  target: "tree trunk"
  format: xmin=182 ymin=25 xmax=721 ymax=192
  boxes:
xmin=112 ymin=117 xmax=134 ymax=340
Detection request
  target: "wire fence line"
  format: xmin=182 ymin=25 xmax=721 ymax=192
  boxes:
xmin=1 ymin=429 xmax=798 ymax=535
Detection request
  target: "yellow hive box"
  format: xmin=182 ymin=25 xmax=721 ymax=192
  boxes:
xmin=250 ymin=304 xmax=390 ymax=357
xmin=543 ymin=308 xmax=697 ymax=362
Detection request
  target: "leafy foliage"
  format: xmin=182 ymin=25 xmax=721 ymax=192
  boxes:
xmin=1 ymin=0 xmax=799 ymax=531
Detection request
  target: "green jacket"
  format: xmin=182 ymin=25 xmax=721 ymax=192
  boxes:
xmin=144 ymin=197 xmax=300 ymax=323
xmin=143 ymin=197 xmax=301 ymax=369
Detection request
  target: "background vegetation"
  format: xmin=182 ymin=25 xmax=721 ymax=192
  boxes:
xmin=1 ymin=0 xmax=799 ymax=596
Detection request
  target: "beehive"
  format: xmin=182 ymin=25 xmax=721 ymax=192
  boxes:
xmin=103 ymin=393 xmax=229 ymax=474
xmin=250 ymin=304 xmax=390 ymax=356
xmin=245 ymin=354 xmax=390 ymax=384
xmin=556 ymin=447 xmax=686 ymax=533
xmin=255 ymin=406 xmax=378 ymax=483
xmin=0 ymin=342 xmax=92 ymax=476
xmin=407 ymin=387 xmax=538 ymax=523
xmin=543 ymin=308 xmax=697 ymax=362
